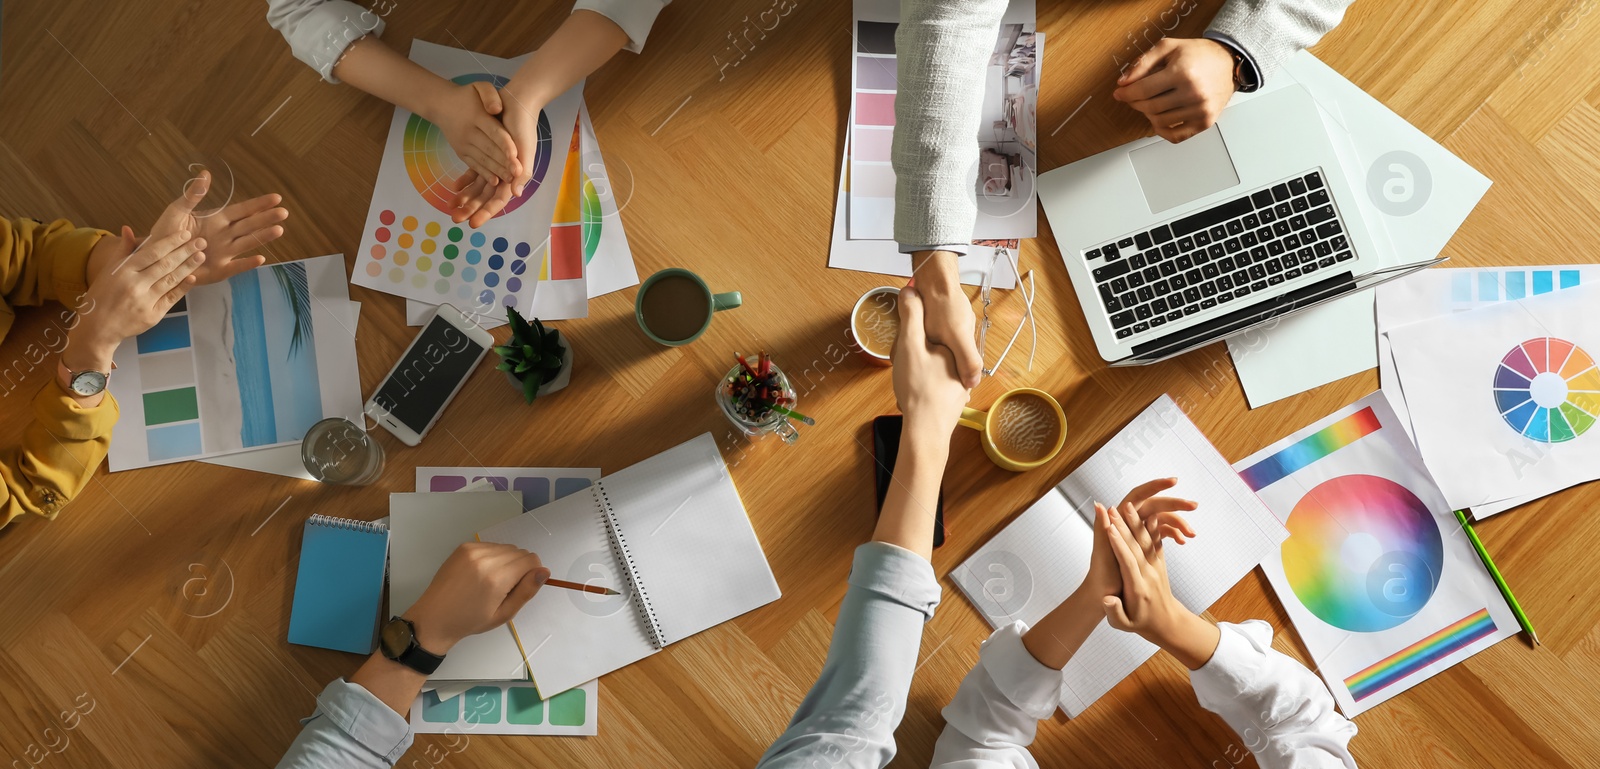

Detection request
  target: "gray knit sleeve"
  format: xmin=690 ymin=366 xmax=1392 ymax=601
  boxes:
xmin=890 ymin=0 xmax=1010 ymax=251
xmin=1206 ymin=0 xmax=1354 ymax=82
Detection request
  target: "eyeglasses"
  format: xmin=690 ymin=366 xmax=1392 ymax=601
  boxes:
xmin=975 ymin=245 xmax=1037 ymax=378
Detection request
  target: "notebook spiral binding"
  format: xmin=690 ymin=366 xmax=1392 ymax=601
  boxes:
xmin=593 ymin=483 xmax=666 ymax=649
xmin=306 ymin=514 xmax=388 ymax=533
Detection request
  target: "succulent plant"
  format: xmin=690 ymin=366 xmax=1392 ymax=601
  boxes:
xmin=494 ymin=307 xmax=567 ymax=403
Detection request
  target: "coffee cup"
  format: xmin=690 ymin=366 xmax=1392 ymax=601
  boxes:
xmin=958 ymin=388 xmax=1066 ymax=471
xmin=849 ymin=286 xmax=900 ymax=365
xmin=635 ymin=268 xmax=741 ymax=346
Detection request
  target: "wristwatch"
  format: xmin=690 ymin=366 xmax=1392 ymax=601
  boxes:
xmin=59 ymin=360 xmax=112 ymax=397
xmin=1219 ymin=42 xmax=1261 ymax=93
xmin=379 ymin=616 xmax=446 ymax=675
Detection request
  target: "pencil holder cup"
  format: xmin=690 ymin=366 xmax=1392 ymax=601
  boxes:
xmin=716 ymin=362 xmax=799 ymax=445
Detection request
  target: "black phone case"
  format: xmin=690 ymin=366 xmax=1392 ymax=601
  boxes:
xmin=871 ymin=415 xmax=945 ymax=548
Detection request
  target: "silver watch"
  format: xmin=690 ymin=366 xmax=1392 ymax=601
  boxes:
xmin=67 ymin=368 xmax=109 ymax=397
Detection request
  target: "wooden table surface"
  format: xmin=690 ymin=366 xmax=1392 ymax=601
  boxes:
xmin=3 ymin=0 xmax=1599 ymax=766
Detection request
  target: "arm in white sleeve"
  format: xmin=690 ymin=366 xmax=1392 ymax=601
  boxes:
xmin=1205 ymin=0 xmax=1353 ymax=82
xmin=929 ymin=622 xmax=1060 ymax=769
xmin=266 ymin=0 xmax=386 ymax=82
xmin=1190 ymin=621 xmax=1359 ymax=769
xmin=890 ymin=0 xmax=1010 ymax=252
xmin=275 ymin=678 xmax=412 ymax=768
xmin=571 ymin=0 xmax=672 ymax=53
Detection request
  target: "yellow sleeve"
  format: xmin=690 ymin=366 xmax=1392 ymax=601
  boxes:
xmin=0 ymin=381 xmax=119 ymax=529
xmin=0 ymin=216 xmax=109 ymax=343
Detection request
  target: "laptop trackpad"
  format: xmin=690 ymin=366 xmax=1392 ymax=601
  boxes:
xmin=1128 ymin=127 xmax=1240 ymax=214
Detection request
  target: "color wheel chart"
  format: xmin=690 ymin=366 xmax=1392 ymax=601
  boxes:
xmin=352 ymin=41 xmax=583 ymax=312
xmin=402 ymin=73 xmax=552 ymax=218
xmin=1492 ymin=337 xmax=1599 ymax=443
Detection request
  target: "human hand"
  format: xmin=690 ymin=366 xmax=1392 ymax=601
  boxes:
xmin=428 ymin=81 xmax=521 ymax=191
xmin=912 ymin=254 xmax=982 ymax=388
xmin=1112 ymin=38 xmax=1237 ymax=143
xmin=892 ymin=285 xmax=971 ymax=443
xmin=145 ymin=169 xmax=286 ymax=285
xmin=401 ymin=542 xmax=549 ymax=654
xmin=69 ymin=229 xmax=207 ymax=372
xmin=458 ymin=80 xmax=548 ymax=228
xmin=1083 ymin=478 xmax=1198 ymax=598
xmin=1101 ymin=498 xmax=1220 ymax=669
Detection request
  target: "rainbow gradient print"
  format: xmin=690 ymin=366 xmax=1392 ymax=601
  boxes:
xmin=1281 ymin=475 xmax=1444 ymax=633
xmin=402 ymin=73 xmax=552 ymax=218
xmin=1343 ymin=609 xmax=1497 ymax=701
xmin=1493 ymin=337 xmax=1600 ymax=443
xmin=1239 ymin=407 xmax=1381 ymax=491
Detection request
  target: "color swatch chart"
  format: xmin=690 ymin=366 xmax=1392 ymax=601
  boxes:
xmin=411 ymin=680 xmax=597 ymax=736
xmin=1492 ymin=337 xmax=1598 ymax=443
xmin=131 ymin=296 xmax=202 ymax=462
xmin=352 ymin=40 xmax=582 ymax=310
xmin=1235 ymin=393 xmax=1516 ymax=716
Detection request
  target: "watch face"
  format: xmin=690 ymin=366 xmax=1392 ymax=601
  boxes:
xmin=380 ymin=617 xmax=415 ymax=658
xmin=70 ymin=370 xmax=107 ymax=396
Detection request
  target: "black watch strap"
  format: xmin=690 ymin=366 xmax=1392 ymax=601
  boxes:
xmin=382 ymin=617 xmax=445 ymax=675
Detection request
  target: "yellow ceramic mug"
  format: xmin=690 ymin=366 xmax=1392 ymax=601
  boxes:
xmin=958 ymin=388 xmax=1067 ymax=471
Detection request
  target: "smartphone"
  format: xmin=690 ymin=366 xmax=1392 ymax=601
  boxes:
xmin=871 ymin=415 xmax=945 ymax=548
xmin=365 ymin=304 xmax=493 ymax=446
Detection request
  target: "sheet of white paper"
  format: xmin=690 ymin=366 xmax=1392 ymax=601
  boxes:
xmin=1388 ymin=282 xmax=1600 ymax=509
xmin=411 ymin=679 xmax=597 ymax=736
xmin=950 ymin=395 xmax=1285 ymax=717
xmin=827 ymin=129 xmax=1019 ymax=289
xmin=1233 ymin=392 xmax=1517 ymax=715
xmin=1376 ymin=265 xmax=1600 ymax=516
xmin=1225 ymin=52 xmax=1491 ymax=408
xmin=351 ymin=41 xmax=583 ymax=320
xmin=107 ymin=255 xmax=364 ymax=471
xmin=847 ymin=0 xmax=1038 ymax=240
xmin=201 ymin=300 xmax=362 ymax=479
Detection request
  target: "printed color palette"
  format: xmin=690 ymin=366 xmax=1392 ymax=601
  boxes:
xmin=368 ymin=211 xmax=541 ymax=310
xmin=1282 ymin=475 xmax=1444 ymax=632
xmin=1239 ymin=407 xmax=1383 ymax=491
xmin=403 ymin=73 xmax=551 ymax=218
xmin=134 ymin=301 xmax=202 ymax=462
xmin=1344 ymin=609 xmax=1497 ymax=702
xmin=410 ymin=679 xmax=598 ymax=736
xmin=1451 ymin=268 xmax=1580 ymax=303
xmin=1493 ymin=337 xmax=1599 ymax=443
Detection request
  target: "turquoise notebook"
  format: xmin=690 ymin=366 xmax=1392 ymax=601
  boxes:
xmin=288 ymin=514 xmax=390 ymax=654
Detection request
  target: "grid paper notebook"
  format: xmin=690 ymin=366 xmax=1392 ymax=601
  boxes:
xmin=950 ymin=395 xmax=1287 ymax=717
xmin=287 ymin=515 xmax=390 ymax=655
xmin=479 ymin=433 xmax=781 ymax=695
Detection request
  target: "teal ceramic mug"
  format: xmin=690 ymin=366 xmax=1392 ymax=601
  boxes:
xmin=635 ymin=268 xmax=742 ymax=346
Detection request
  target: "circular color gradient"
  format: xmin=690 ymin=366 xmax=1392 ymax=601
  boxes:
xmin=1282 ymin=475 xmax=1443 ymax=633
xmin=401 ymin=73 xmax=552 ymax=218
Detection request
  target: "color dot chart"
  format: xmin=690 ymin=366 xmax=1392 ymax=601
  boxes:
xmin=351 ymin=40 xmax=584 ymax=311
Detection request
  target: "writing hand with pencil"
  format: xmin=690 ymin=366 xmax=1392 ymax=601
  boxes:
xmin=402 ymin=542 xmax=549 ymax=655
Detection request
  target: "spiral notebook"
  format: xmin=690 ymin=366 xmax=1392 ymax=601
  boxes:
xmin=950 ymin=395 xmax=1287 ymax=717
xmin=288 ymin=515 xmax=391 ymax=654
xmin=479 ymin=433 xmax=781 ymax=696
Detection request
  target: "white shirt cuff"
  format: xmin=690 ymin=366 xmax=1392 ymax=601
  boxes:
xmin=976 ymin=621 xmax=1063 ymax=719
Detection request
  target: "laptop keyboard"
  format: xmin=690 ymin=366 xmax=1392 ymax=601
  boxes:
xmin=1083 ymin=170 xmax=1354 ymax=340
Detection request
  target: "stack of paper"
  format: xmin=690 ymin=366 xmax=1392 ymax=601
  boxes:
xmin=827 ymin=0 xmax=1042 ymax=288
xmin=1378 ymin=275 xmax=1600 ymax=516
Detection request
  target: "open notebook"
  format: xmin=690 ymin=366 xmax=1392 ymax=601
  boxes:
xmin=479 ymin=433 xmax=781 ymax=695
xmin=950 ymin=395 xmax=1287 ymax=717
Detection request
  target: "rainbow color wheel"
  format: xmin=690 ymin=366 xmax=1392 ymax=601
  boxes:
xmin=1492 ymin=337 xmax=1600 ymax=443
xmin=1282 ymin=475 xmax=1443 ymax=633
xmin=402 ymin=73 xmax=552 ymax=218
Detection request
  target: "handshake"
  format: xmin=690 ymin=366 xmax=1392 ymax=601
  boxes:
xmin=427 ymin=79 xmax=546 ymax=229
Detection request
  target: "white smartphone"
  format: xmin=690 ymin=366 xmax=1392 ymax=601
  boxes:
xmin=365 ymin=304 xmax=494 ymax=446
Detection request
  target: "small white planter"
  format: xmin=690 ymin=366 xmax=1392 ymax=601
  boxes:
xmin=505 ymin=346 xmax=573 ymax=399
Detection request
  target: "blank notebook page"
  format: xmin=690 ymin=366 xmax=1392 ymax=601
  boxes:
xmin=601 ymin=433 xmax=781 ymax=646
xmin=949 ymin=490 xmax=1094 ymax=629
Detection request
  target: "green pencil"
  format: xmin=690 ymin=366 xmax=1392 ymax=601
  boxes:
xmin=1454 ymin=509 xmax=1539 ymax=646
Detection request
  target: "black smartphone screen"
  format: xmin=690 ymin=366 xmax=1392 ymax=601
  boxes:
xmin=871 ymin=415 xmax=945 ymax=548
xmin=371 ymin=315 xmax=486 ymax=433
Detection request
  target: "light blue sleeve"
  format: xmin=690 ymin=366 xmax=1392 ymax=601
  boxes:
xmin=276 ymin=678 xmax=412 ymax=768
xmin=755 ymin=542 xmax=941 ymax=769
xmin=265 ymin=0 xmax=387 ymax=83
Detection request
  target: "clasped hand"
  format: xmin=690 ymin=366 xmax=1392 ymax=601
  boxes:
xmin=434 ymin=80 xmax=546 ymax=228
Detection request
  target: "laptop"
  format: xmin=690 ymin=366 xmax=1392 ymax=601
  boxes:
xmin=1038 ymin=85 xmax=1442 ymax=365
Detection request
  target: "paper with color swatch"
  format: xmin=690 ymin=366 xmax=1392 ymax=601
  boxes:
xmin=1386 ymin=282 xmax=1600 ymax=510
xmin=411 ymin=679 xmax=597 ymax=736
xmin=1234 ymin=392 xmax=1517 ymax=716
xmin=106 ymin=254 xmax=363 ymax=471
xmin=351 ymin=41 xmax=583 ymax=318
